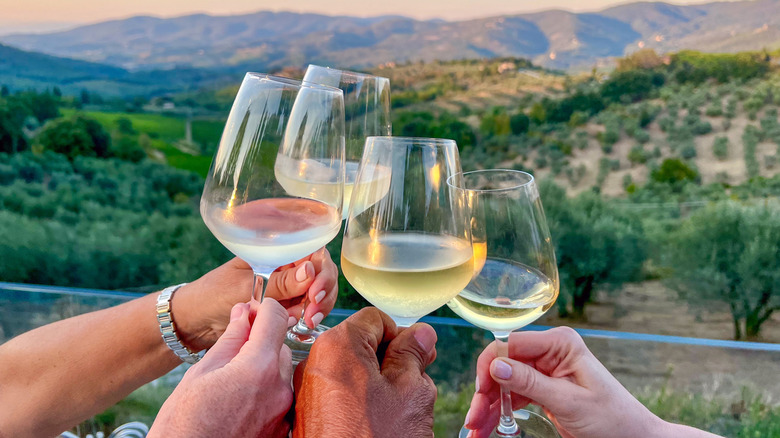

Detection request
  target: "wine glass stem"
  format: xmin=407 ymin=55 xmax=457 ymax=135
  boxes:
xmin=252 ymin=273 xmax=269 ymax=302
xmin=292 ymin=299 xmax=313 ymax=334
xmin=494 ymin=332 xmax=520 ymax=436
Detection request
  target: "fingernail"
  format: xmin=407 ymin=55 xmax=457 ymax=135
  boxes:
xmin=475 ymin=376 xmax=480 ymax=392
xmin=493 ymin=359 xmax=513 ymax=380
xmin=288 ymin=316 xmax=297 ymax=327
xmin=464 ymin=408 xmax=471 ymax=428
xmin=314 ymin=290 xmax=327 ymax=304
xmin=295 ymin=263 xmax=312 ymax=282
xmin=467 ymin=430 xmax=474 ymax=438
xmin=230 ymin=304 xmax=244 ymax=321
xmin=311 ymin=312 xmax=324 ymax=327
xmin=413 ymin=325 xmax=437 ymax=353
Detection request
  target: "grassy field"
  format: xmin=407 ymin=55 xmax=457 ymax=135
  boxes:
xmin=60 ymin=108 xmax=225 ymax=177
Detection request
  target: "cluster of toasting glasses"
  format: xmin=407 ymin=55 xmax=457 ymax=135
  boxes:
xmin=200 ymin=65 xmax=561 ymax=438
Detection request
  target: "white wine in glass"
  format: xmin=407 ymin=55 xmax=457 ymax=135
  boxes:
xmin=201 ymin=73 xmax=345 ymax=302
xmin=342 ymin=137 xmax=473 ymax=327
xmin=303 ymin=65 xmax=392 ymax=218
xmin=447 ymin=169 xmax=560 ymax=438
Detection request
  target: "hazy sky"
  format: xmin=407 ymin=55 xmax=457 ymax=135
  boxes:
xmin=0 ymin=0 xmax=742 ymax=32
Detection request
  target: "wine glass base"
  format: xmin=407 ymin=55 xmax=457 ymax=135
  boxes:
xmin=459 ymin=410 xmax=560 ymax=438
xmin=285 ymin=324 xmax=329 ymax=364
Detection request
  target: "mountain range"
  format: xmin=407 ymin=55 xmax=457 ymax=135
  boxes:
xmin=1 ymin=1 xmax=780 ymax=91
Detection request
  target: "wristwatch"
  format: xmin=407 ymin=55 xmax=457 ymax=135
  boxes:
xmin=156 ymin=283 xmax=201 ymax=364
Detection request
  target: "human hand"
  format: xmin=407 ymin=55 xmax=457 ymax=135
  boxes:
xmin=172 ymin=248 xmax=338 ymax=351
xmin=148 ymin=299 xmax=293 ymax=438
xmin=465 ymin=327 xmax=673 ymax=438
xmin=292 ymin=307 xmax=438 ymax=438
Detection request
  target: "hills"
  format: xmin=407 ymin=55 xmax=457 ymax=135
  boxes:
xmin=3 ymin=1 xmax=780 ymax=71
xmin=0 ymin=42 xmax=243 ymax=96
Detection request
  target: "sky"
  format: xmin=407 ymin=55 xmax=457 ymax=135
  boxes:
xmin=0 ymin=0 xmax=743 ymax=34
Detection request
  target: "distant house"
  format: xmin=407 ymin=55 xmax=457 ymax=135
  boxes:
xmin=162 ymin=102 xmax=175 ymax=110
xmin=497 ymin=62 xmax=516 ymax=74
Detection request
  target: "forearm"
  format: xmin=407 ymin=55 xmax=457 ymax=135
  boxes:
xmin=0 ymin=292 xmax=181 ymax=438
xmin=653 ymin=421 xmax=723 ymax=438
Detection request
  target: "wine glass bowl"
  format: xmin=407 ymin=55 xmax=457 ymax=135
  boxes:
xmin=303 ymin=65 xmax=392 ymax=218
xmin=200 ymin=73 xmax=345 ymax=300
xmin=342 ymin=136 xmax=474 ymax=327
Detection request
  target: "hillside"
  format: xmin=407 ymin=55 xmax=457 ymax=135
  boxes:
xmin=3 ymin=1 xmax=780 ymax=71
xmin=366 ymin=55 xmax=780 ymax=199
xmin=0 ymin=43 xmax=243 ymax=97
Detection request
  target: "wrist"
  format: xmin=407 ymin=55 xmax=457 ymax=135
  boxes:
xmin=169 ymin=281 xmax=218 ymax=352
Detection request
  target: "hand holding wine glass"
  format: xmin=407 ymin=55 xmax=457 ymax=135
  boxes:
xmin=447 ymin=169 xmax=560 ymax=438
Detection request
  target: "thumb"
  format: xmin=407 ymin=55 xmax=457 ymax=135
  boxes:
xmin=381 ymin=323 xmax=437 ymax=380
xmin=489 ymin=357 xmax=573 ymax=410
xmin=196 ymin=303 xmax=251 ymax=372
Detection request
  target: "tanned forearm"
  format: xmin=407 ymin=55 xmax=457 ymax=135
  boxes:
xmin=0 ymin=292 xmax=181 ymax=438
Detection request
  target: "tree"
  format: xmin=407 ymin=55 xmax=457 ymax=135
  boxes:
xmin=35 ymin=115 xmax=111 ymax=159
xmin=668 ymin=201 xmax=780 ymax=339
xmin=650 ymin=158 xmax=698 ymax=185
xmin=510 ymin=113 xmax=530 ymax=135
xmin=540 ymin=180 xmax=647 ymax=318
xmin=0 ymin=99 xmax=30 ymax=153
xmin=0 ymin=85 xmax=9 ymax=97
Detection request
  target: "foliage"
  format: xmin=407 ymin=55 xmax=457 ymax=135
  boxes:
xmin=666 ymin=201 xmax=780 ymax=339
xmin=35 ymin=115 xmax=110 ymax=159
xmin=0 ymin=151 xmax=228 ymax=289
xmin=540 ymin=180 xmax=647 ymax=317
xmin=394 ymin=110 xmax=476 ymax=150
xmin=650 ymin=158 xmax=699 ymax=186
xmin=600 ymin=69 xmax=665 ymax=103
xmin=713 ymin=136 xmax=729 ymax=160
xmin=669 ymin=51 xmax=770 ymax=84
xmin=509 ymin=112 xmax=530 ymax=135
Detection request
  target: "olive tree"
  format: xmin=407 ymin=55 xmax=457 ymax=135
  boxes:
xmin=540 ymin=180 xmax=647 ymax=318
xmin=668 ymin=201 xmax=780 ymax=339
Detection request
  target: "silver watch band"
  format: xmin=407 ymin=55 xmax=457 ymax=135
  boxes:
xmin=156 ymin=283 xmax=201 ymax=364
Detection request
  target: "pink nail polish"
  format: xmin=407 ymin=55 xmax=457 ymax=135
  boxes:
xmin=314 ymin=290 xmax=326 ymax=304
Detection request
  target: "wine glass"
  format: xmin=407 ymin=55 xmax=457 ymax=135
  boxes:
xmin=281 ymin=66 xmax=392 ymax=356
xmin=201 ymin=73 xmax=345 ymax=303
xmin=303 ymin=65 xmax=392 ymax=218
xmin=447 ymin=170 xmax=560 ymax=438
xmin=342 ymin=136 xmax=473 ymax=327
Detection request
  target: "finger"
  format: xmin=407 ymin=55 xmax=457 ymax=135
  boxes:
xmin=302 ymin=282 xmax=337 ymax=328
xmin=472 ymin=397 xmax=501 ymax=438
xmin=239 ymin=298 xmax=290 ymax=358
xmin=490 ymin=357 xmax=580 ymax=412
xmin=279 ymin=344 xmax=293 ymax=383
xmin=475 ymin=341 xmax=499 ymax=396
xmin=292 ymin=357 xmax=307 ymax=394
xmin=465 ymin=392 xmax=496 ymax=432
xmin=329 ymin=307 xmax=398 ymax=359
xmin=507 ymin=327 xmax=587 ymax=372
xmin=197 ymin=303 xmax=251 ymax=372
xmin=268 ymin=261 xmax=316 ymax=302
xmin=381 ymin=323 xmax=437 ymax=380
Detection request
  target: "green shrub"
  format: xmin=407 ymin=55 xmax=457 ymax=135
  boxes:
xmin=713 ymin=136 xmax=729 ymax=160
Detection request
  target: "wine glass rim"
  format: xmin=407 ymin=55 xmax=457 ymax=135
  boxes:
xmin=447 ymin=169 xmax=536 ymax=193
xmin=306 ymin=64 xmax=390 ymax=82
xmin=245 ymin=72 xmax=343 ymax=94
xmin=366 ymin=136 xmax=457 ymax=145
